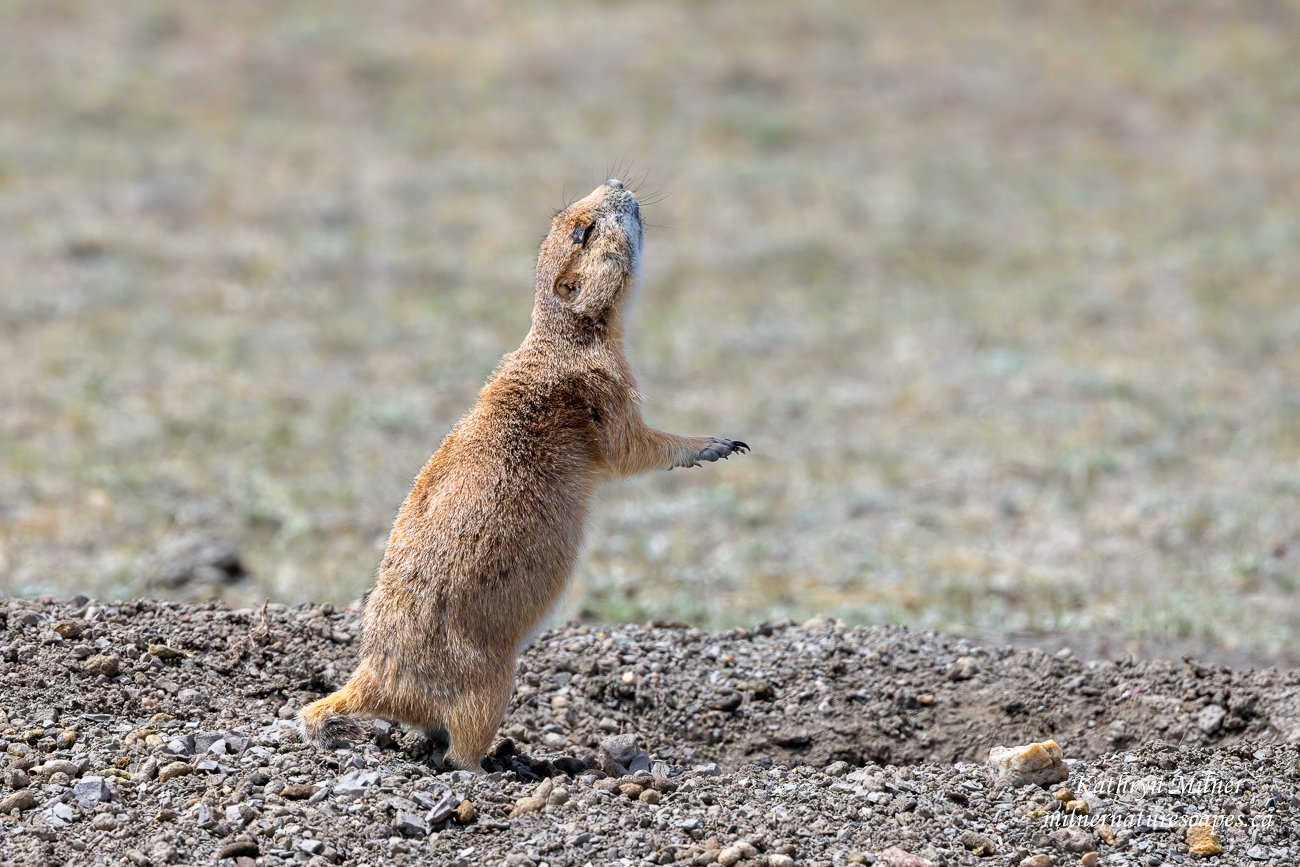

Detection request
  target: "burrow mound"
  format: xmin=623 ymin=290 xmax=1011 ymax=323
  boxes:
xmin=3 ymin=598 xmax=1297 ymax=771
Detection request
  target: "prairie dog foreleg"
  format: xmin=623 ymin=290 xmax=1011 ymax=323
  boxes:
xmin=606 ymin=417 xmax=748 ymax=478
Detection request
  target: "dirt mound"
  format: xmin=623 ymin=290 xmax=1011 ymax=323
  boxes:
xmin=1 ymin=598 xmax=1297 ymax=865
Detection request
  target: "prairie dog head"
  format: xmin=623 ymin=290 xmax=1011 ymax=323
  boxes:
xmin=532 ymin=179 xmax=643 ymax=338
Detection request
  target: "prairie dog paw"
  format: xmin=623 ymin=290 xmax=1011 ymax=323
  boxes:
xmin=678 ymin=437 xmax=749 ymax=468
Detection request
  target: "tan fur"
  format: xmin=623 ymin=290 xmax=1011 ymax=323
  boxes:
xmin=299 ymin=180 xmax=748 ymax=771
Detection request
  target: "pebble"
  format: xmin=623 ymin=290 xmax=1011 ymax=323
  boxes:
xmin=0 ymin=790 xmax=40 ymax=814
xmin=988 ymin=740 xmax=1069 ymax=787
xmin=73 ymin=776 xmax=112 ymax=808
xmin=156 ymin=761 xmax=192 ymax=783
xmin=1186 ymin=823 xmax=1223 ymax=857
xmin=1019 ymin=857 xmax=1054 ymax=867
xmin=280 ymin=783 xmax=320 ymax=801
xmin=454 ymin=800 xmax=476 ymax=824
xmin=83 ymin=655 xmax=121 ymax=677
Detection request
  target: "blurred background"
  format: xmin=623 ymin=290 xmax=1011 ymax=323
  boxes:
xmin=2 ymin=1 xmax=1298 ymax=662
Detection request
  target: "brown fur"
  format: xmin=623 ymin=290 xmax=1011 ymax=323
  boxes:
xmin=299 ymin=180 xmax=748 ymax=771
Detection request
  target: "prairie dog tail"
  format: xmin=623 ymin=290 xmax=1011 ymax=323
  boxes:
xmin=299 ymin=680 xmax=368 ymax=748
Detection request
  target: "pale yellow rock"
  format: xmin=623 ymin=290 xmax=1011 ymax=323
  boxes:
xmin=1187 ymin=823 xmax=1223 ymax=857
xmin=1080 ymin=852 xmax=1099 ymax=867
xmin=988 ymin=739 xmax=1069 ymax=787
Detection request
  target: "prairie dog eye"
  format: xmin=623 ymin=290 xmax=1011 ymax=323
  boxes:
xmin=572 ymin=223 xmax=595 ymax=246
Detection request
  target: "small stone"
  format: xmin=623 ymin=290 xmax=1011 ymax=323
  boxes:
xmin=43 ymin=801 xmax=75 ymax=827
xmin=547 ymin=786 xmax=570 ymax=806
xmin=988 ymin=740 xmax=1069 ymax=788
xmin=639 ymin=788 xmax=661 ymax=805
xmin=1187 ymin=823 xmax=1223 ymax=857
xmin=1196 ymin=705 xmax=1227 ymax=735
xmin=334 ymin=769 xmax=380 ymax=795
xmin=135 ymin=759 xmax=159 ymax=782
xmin=1096 ymin=825 xmax=1115 ymax=846
xmin=599 ymin=733 xmax=646 ymax=777
xmin=0 ymin=790 xmax=40 ymax=814
xmin=619 ymin=783 xmax=644 ymax=800
xmin=53 ymin=620 xmax=86 ymax=638
xmin=83 ymin=655 xmax=121 ymax=677
xmin=717 ymin=842 xmax=757 ymax=867
xmin=949 ymin=655 xmax=979 ymax=680
xmin=73 ymin=776 xmax=111 ymax=809
xmin=509 ymin=795 xmax=546 ymax=817
xmin=1053 ymin=787 xmax=1074 ymax=802
xmin=825 ymin=761 xmax=850 ymax=777
xmin=394 ymin=811 xmax=429 ymax=836
xmin=157 ymin=761 xmax=192 ymax=783
xmin=877 ymin=848 xmax=933 ymax=867
xmin=960 ymin=830 xmax=997 ymax=856
xmin=219 ymin=840 xmax=260 ymax=859
xmin=35 ymin=760 xmax=81 ymax=779
xmin=768 ymin=856 xmax=795 ymax=867
xmin=1079 ymin=853 xmax=1099 ymax=867
xmin=298 ymin=839 xmax=325 ymax=855
xmin=148 ymin=644 xmax=186 ymax=660
xmin=1019 ymin=856 xmax=1054 ymax=867
xmin=280 ymin=783 xmax=319 ymax=801
xmin=91 ymin=813 xmax=117 ymax=831
xmin=693 ymin=762 xmax=721 ymax=776
xmin=1051 ymin=827 xmax=1097 ymax=854
xmin=453 ymin=799 xmax=476 ymax=824
xmin=56 ymin=730 xmax=76 ymax=749
xmin=1064 ymin=799 xmax=1088 ymax=815
xmin=7 ymin=768 xmax=31 ymax=789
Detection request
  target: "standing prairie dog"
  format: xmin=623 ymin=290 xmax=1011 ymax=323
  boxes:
xmin=300 ymin=179 xmax=748 ymax=771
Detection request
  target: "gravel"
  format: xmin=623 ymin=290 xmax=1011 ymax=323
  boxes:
xmin=1 ymin=597 xmax=1297 ymax=865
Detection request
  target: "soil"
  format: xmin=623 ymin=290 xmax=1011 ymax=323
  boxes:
xmin=1 ymin=598 xmax=1297 ymax=866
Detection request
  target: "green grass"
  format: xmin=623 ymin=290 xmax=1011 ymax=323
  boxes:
xmin=1 ymin=1 xmax=1298 ymax=659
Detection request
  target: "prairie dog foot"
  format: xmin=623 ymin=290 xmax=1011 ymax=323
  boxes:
xmin=675 ymin=437 xmax=749 ymax=469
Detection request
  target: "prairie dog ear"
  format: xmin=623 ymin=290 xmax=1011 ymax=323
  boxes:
xmin=552 ymin=275 xmax=580 ymax=303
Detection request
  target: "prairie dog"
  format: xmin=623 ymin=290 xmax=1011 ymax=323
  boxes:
xmin=299 ymin=179 xmax=748 ymax=771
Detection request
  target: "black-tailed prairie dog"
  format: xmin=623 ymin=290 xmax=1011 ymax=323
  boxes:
xmin=300 ymin=179 xmax=748 ymax=771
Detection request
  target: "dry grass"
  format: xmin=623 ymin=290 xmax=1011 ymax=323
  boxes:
xmin=2 ymin=1 xmax=1298 ymax=658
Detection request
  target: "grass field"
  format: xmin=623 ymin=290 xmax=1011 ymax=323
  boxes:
xmin=2 ymin=1 xmax=1298 ymax=659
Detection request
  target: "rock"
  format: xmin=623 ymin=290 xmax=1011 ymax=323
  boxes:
xmin=988 ymin=740 xmax=1069 ymax=787
xmin=53 ymin=620 xmax=86 ymax=639
xmin=219 ymin=840 xmax=260 ymax=859
xmin=768 ymin=856 xmax=795 ymax=867
xmin=6 ymin=768 xmax=31 ymax=789
xmin=960 ymin=830 xmax=997 ymax=856
xmin=334 ymin=769 xmax=381 ymax=796
xmin=156 ymin=762 xmax=192 ymax=783
xmin=83 ymin=655 xmax=121 ymax=677
xmin=0 ymin=790 xmax=40 ymax=814
xmin=454 ymin=799 xmax=476 ymax=824
xmin=34 ymin=760 xmax=82 ymax=779
xmin=876 ymin=847 xmax=933 ymax=867
xmin=618 ymin=783 xmax=643 ymax=800
xmin=1050 ymin=827 xmax=1096 ymax=854
xmin=717 ymin=841 xmax=757 ymax=866
xmin=72 ymin=776 xmax=111 ymax=808
xmin=509 ymin=795 xmax=546 ymax=817
xmin=1079 ymin=852 xmax=1098 ymax=867
xmin=1196 ymin=705 xmax=1227 ymax=735
xmin=147 ymin=644 xmax=186 ymax=660
xmin=394 ymin=811 xmax=429 ymax=837
xmin=280 ymin=783 xmax=319 ymax=801
xmin=639 ymin=788 xmax=661 ymax=805
xmin=43 ymin=802 xmax=76 ymax=828
xmin=1019 ymin=856 xmax=1054 ymax=867
xmin=1187 ymin=823 xmax=1223 ymax=857
xmin=599 ymin=733 xmax=647 ymax=777
xmin=825 ymin=761 xmax=850 ymax=777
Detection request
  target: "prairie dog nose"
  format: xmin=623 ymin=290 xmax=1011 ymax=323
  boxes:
xmin=605 ymin=178 xmax=624 ymax=189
